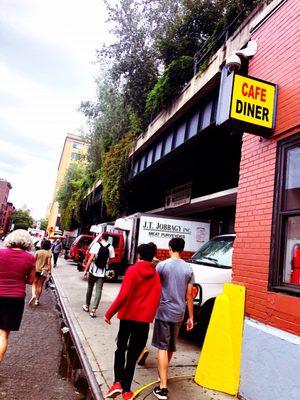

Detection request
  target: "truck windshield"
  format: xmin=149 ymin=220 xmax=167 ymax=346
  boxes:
xmin=190 ymin=236 xmax=234 ymax=268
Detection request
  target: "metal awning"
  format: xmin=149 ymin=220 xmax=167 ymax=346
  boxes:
xmin=147 ymin=187 xmax=237 ymax=217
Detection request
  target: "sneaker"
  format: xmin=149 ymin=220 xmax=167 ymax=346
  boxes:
xmin=104 ymin=382 xmax=122 ymax=398
xmin=137 ymin=348 xmax=149 ymax=366
xmin=35 ymin=299 xmax=39 ymax=306
xmin=28 ymin=297 xmax=36 ymax=306
xmin=153 ymin=386 xmax=168 ymax=400
xmin=90 ymin=311 xmax=96 ymax=318
xmin=122 ymin=392 xmax=134 ymax=400
xmin=82 ymin=305 xmax=89 ymax=312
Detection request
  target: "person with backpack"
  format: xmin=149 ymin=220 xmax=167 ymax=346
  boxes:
xmin=82 ymin=233 xmax=115 ymax=318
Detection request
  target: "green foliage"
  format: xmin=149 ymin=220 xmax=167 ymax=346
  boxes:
xmin=40 ymin=218 xmax=48 ymax=231
xmin=79 ymin=76 xmax=131 ymax=175
xmin=101 ymin=132 xmax=135 ymax=217
xmin=77 ymin=0 xmax=262 ymax=218
xmin=98 ymin=0 xmax=159 ymax=124
xmin=12 ymin=209 xmax=34 ymax=230
xmin=56 ymin=163 xmax=92 ymax=230
xmin=146 ymin=56 xmax=194 ymax=117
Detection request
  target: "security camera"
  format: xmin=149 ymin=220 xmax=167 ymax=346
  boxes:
xmin=225 ymin=54 xmax=242 ymax=73
xmin=225 ymin=40 xmax=258 ymax=73
xmin=236 ymin=40 xmax=258 ymax=58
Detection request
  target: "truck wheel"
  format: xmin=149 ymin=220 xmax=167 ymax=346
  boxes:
xmin=105 ymin=269 xmax=119 ymax=282
xmin=197 ymin=299 xmax=215 ymax=346
xmin=77 ymin=263 xmax=84 ymax=272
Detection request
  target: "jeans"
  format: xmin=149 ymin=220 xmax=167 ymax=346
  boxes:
xmin=53 ymin=252 xmax=59 ymax=266
xmin=114 ymin=320 xmax=149 ymax=392
xmin=85 ymin=273 xmax=104 ymax=309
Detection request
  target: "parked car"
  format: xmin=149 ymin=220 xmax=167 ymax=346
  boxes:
xmin=187 ymin=234 xmax=235 ymax=344
xmin=69 ymin=235 xmax=94 ymax=264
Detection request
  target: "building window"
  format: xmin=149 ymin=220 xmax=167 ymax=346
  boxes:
xmin=73 ymin=142 xmax=82 ymax=149
xmin=71 ymin=152 xmax=81 ymax=160
xmin=163 ymin=132 xmax=174 ymax=156
xmin=175 ymin=122 xmax=186 ymax=148
xmin=186 ymin=111 xmax=200 ymax=139
xmin=153 ymin=141 xmax=163 ymax=162
xmin=270 ymin=134 xmax=300 ymax=296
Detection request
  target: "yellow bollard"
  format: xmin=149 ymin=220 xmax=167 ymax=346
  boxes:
xmin=194 ymin=283 xmax=245 ymax=395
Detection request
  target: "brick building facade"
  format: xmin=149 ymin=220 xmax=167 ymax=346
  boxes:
xmin=233 ymin=1 xmax=300 ymax=399
xmin=0 ymin=179 xmax=12 ymax=234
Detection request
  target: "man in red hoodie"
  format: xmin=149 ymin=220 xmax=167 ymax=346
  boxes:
xmin=104 ymin=244 xmax=161 ymax=400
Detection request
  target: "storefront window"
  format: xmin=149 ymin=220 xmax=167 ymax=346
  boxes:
xmin=270 ymin=134 xmax=300 ymax=294
xmin=283 ymin=216 xmax=300 ymax=285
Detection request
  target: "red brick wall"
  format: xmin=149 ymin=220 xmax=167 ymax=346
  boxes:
xmin=156 ymin=248 xmax=194 ymax=262
xmin=233 ymin=0 xmax=300 ymax=335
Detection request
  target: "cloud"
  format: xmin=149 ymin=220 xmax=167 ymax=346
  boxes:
xmin=0 ymin=20 xmax=91 ymax=91
xmin=0 ymin=0 xmax=110 ymax=218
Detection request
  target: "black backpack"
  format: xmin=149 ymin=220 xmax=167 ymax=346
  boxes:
xmin=95 ymin=243 xmax=110 ymax=269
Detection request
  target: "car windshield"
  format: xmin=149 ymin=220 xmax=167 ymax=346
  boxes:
xmin=190 ymin=236 xmax=234 ymax=268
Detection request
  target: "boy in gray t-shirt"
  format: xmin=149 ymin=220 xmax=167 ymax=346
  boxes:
xmin=152 ymin=238 xmax=194 ymax=400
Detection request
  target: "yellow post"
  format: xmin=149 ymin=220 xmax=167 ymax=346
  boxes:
xmin=194 ymin=283 xmax=246 ymax=395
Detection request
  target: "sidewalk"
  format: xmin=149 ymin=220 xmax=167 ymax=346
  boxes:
xmin=52 ymin=257 xmax=236 ymax=400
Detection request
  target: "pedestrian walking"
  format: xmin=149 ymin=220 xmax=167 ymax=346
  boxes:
xmin=137 ymin=242 xmax=160 ymax=367
xmin=152 ymin=237 xmax=194 ymax=400
xmin=0 ymin=230 xmax=36 ymax=361
xmin=29 ymin=239 xmax=52 ymax=306
xmin=104 ymin=244 xmax=161 ymax=400
xmin=82 ymin=233 xmax=115 ymax=318
xmin=52 ymin=238 xmax=63 ymax=267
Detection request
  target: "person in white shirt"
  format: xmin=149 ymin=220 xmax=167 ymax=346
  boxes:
xmin=82 ymin=233 xmax=115 ymax=318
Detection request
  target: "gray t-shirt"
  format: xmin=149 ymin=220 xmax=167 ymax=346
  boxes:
xmin=156 ymin=258 xmax=195 ymax=323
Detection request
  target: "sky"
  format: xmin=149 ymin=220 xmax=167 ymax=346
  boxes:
xmin=0 ymin=0 xmax=110 ymax=219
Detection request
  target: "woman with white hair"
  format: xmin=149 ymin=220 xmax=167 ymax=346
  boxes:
xmin=0 ymin=229 xmax=36 ymax=361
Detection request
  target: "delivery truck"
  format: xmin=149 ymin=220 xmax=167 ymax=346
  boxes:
xmin=87 ymin=213 xmax=210 ymax=281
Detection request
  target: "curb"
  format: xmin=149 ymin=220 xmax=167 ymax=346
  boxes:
xmin=51 ymin=274 xmax=104 ymax=400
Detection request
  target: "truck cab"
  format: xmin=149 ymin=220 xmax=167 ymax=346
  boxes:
xmin=84 ymin=231 xmax=126 ymax=280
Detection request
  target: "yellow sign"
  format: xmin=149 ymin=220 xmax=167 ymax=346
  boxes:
xmin=230 ymin=74 xmax=276 ymax=129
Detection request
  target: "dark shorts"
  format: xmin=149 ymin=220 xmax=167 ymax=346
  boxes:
xmin=152 ymin=319 xmax=182 ymax=352
xmin=0 ymin=297 xmax=25 ymax=331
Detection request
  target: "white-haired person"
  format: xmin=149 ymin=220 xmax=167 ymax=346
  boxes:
xmin=0 ymin=229 xmax=36 ymax=361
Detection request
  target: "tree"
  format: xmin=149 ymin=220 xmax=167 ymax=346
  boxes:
xmin=79 ymin=76 xmax=131 ymax=175
xmin=12 ymin=210 xmax=34 ymax=230
xmin=78 ymin=0 xmax=262 ymax=217
xmin=56 ymin=163 xmax=91 ymax=230
xmin=40 ymin=219 xmax=48 ymax=231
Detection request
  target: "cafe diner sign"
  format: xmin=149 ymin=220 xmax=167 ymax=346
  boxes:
xmin=216 ymin=72 xmax=277 ymax=136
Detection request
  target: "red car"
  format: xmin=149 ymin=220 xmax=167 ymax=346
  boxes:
xmin=69 ymin=235 xmax=94 ymax=264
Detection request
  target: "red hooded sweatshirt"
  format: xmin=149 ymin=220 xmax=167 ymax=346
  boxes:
xmin=105 ymin=261 xmax=161 ymax=323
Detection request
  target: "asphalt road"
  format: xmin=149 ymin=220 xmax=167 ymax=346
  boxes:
xmin=0 ymin=284 xmax=80 ymax=400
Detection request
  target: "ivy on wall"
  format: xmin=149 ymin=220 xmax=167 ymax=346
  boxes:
xmin=101 ymin=132 xmax=135 ymax=217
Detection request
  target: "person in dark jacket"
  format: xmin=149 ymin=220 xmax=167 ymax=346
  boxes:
xmin=104 ymin=244 xmax=161 ymax=400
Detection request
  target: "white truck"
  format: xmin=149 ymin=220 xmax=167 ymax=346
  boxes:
xmin=27 ymin=228 xmax=45 ymax=249
xmin=89 ymin=213 xmax=210 ymax=281
xmin=187 ymin=234 xmax=235 ymax=343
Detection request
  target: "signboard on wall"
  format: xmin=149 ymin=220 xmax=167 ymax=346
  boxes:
xmin=138 ymin=215 xmax=210 ymax=252
xmin=165 ymin=183 xmax=192 ymax=209
xmin=216 ymin=71 xmax=277 ymax=136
